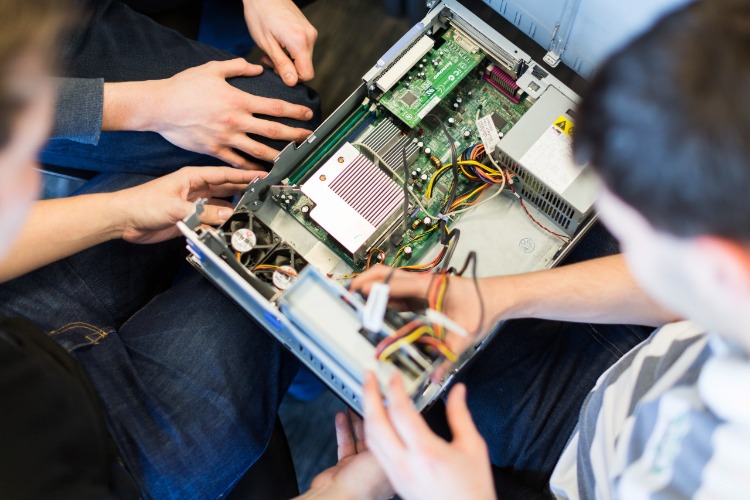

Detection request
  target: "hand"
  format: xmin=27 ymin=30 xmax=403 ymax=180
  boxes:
xmin=243 ymin=0 xmax=318 ymax=86
xmin=112 ymin=166 xmax=263 ymax=244
xmin=303 ymin=411 xmax=394 ymax=499
xmin=350 ymin=265 xmax=490 ymax=354
xmin=106 ymin=59 xmax=315 ymax=168
xmin=363 ymin=373 xmax=496 ymax=500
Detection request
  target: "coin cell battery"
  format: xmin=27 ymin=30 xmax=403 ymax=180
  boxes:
xmin=231 ymin=228 xmax=257 ymax=253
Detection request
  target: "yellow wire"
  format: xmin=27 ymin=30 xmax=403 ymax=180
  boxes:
xmin=378 ymin=326 xmax=433 ymax=361
xmin=426 ymin=160 xmax=503 ymax=199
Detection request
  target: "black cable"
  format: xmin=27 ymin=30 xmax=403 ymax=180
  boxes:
xmin=424 ymin=114 xmax=459 ymax=214
xmin=454 ymin=251 xmax=484 ymax=339
xmin=402 ymin=145 xmax=410 ymax=234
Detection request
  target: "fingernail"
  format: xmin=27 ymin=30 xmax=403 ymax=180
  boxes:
xmin=218 ymin=208 xmax=231 ymax=220
xmin=304 ymin=110 xmax=313 ymax=120
xmin=284 ymin=72 xmax=295 ymax=83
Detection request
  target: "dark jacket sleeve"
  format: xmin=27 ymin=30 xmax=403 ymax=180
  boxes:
xmin=51 ymin=77 xmax=104 ymax=145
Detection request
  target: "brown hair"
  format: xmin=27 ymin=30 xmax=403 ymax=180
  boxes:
xmin=0 ymin=0 xmax=74 ymax=147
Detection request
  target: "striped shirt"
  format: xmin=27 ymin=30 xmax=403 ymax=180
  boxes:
xmin=550 ymin=320 xmax=750 ymax=499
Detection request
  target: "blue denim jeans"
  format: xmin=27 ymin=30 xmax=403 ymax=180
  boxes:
xmin=43 ymin=0 xmax=321 ymax=176
xmin=0 ymin=174 xmax=299 ymax=498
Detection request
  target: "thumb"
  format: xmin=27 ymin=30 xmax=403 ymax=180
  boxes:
xmin=264 ymin=39 xmax=299 ymax=86
xmin=214 ymin=58 xmax=264 ymax=78
xmin=445 ymin=384 xmax=480 ymax=443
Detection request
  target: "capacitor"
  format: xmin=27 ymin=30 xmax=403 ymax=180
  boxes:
xmin=403 ymin=246 xmax=413 ymax=258
xmin=417 ymin=141 xmax=424 ymax=150
xmin=411 ymin=170 xmax=419 ymax=179
xmin=453 ymin=102 xmax=460 ymax=110
xmin=467 ymin=91 xmax=473 ymax=97
xmin=418 ymin=72 xmax=425 ymax=78
xmin=301 ymin=205 xmax=311 ymax=218
xmin=284 ymin=198 xmax=291 ymax=205
xmin=423 ymin=216 xmax=433 ymax=226
xmin=430 ymin=155 xmax=443 ymax=169
xmin=448 ymin=117 xmax=456 ymax=126
xmin=432 ymin=60 xmax=439 ymax=67
xmin=456 ymin=97 xmax=463 ymax=104
xmin=420 ymin=173 xmax=428 ymax=182
xmin=463 ymin=130 xmax=471 ymax=139
xmin=424 ymin=147 xmax=432 ymax=156
xmin=419 ymin=63 xmax=424 ymax=69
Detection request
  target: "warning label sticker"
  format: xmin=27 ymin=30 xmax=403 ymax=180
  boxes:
xmin=519 ymin=115 xmax=582 ymax=194
xmin=552 ymin=115 xmax=574 ymax=136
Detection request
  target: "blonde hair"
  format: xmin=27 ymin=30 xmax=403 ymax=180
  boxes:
xmin=0 ymin=0 xmax=74 ymax=146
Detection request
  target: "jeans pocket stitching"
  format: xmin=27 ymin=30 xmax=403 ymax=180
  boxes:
xmin=49 ymin=322 xmax=111 ymax=344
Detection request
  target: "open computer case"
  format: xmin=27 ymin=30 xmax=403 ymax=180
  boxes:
xmin=177 ymin=0 xmax=680 ymax=413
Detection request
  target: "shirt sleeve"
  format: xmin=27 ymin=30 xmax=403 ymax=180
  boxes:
xmin=51 ymin=77 xmax=104 ymax=145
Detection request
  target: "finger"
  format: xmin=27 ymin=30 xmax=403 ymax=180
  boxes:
xmin=236 ymin=118 xmax=311 ymax=146
xmin=263 ymin=38 xmax=299 ymax=86
xmin=347 ymin=408 xmax=367 ymax=453
xmin=184 ymin=166 xmax=265 ymax=190
xmin=198 ymin=203 xmax=234 ymax=226
xmin=214 ymin=147 xmax=258 ymax=169
xmin=246 ymin=94 xmax=313 ymax=121
xmin=286 ymin=35 xmax=316 ymax=81
xmin=212 ymin=58 xmax=264 ymax=78
xmin=260 ymin=54 xmax=275 ymax=69
xmin=350 ymin=265 xmax=431 ymax=299
xmin=362 ymin=372 xmax=406 ymax=460
xmin=445 ymin=384 xmax=481 ymax=444
xmin=385 ymin=373 xmax=436 ymax=451
xmin=205 ymin=182 xmax=252 ymax=198
xmin=223 ymin=134 xmax=279 ymax=162
xmin=335 ymin=411 xmax=356 ymax=461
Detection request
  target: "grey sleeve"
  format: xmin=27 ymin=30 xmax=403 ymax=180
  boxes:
xmin=51 ymin=77 xmax=104 ymax=145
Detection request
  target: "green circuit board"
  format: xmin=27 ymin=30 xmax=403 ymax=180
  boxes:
xmin=380 ymin=28 xmax=485 ymax=128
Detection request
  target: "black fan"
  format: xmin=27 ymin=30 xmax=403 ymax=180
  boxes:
xmin=254 ymin=244 xmax=308 ymax=290
xmin=224 ymin=213 xmax=280 ymax=268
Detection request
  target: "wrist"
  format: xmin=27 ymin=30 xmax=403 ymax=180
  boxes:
xmin=102 ymin=80 xmax=163 ymax=133
xmin=102 ymin=189 xmax=134 ymax=241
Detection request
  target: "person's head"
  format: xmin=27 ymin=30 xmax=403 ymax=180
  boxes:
xmin=0 ymin=0 xmax=71 ymax=259
xmin=575 ymin=0 xmax=750 ymax=343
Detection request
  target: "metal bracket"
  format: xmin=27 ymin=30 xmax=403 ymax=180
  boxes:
xmin=182 ymin=198 xmax=207 ymax=229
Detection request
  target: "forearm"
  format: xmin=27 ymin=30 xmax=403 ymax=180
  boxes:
xmin=0 ymin=195 xmax=125 ymax=282
xmin=483 ymin=254 xmax=678 ymax=327
xmin=101 ymin=80 xmax=161 ymax=132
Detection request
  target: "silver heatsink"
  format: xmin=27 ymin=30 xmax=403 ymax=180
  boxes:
xmin=301 ymin=143 xmax=403 ymax=256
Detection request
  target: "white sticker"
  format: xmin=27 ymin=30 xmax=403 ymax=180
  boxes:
xmin=272 ymin=265 xmax=298 ymax=290
xmin=230 ymin=228 xmax=257 ymax=253
xmin=476 ymin=114 xmax=501 ymax=153
xmin=418 ymin=96 xmax=441 ymax=119
xmin=519 ymin=124 xmax=582 ymax=194
xmin=362 ymin=282 xmax=390 ymax=332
